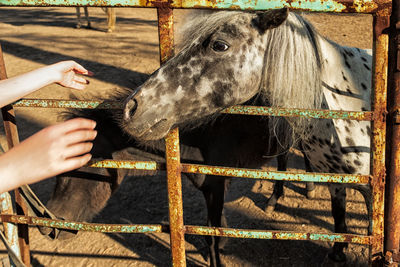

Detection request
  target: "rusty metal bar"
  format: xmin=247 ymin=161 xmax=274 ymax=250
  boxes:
xmin=0 ymin=44 xmax=30 ymax=267
xmin=0 ymin=193 xmax=21 ymax=267
xmin=222 ymin=105 xmax=373 ymax=120
xmin=13 ymin=99 xmax=122 ymax=109
xmin=14 ymin=99 xmax=374 ymax=121
xmin=165 ymin=128 xmax=186 ymax=267
xmin=158 ymin=6 xmax=186 ymax=267
xmin=384 ymin=0 xmax=400 ymax=265
xmin=0 ymin=45 xmax=20 ymax=267
xmin=184 ymin=225 xmax=370 ymax=245
xmin=88 ymin=159 xmax=162 ymax=170
xmin=181 ymin=163 xmax=371 ymax=184
xmin=0 ymin=215 xmax=164 ymax=233
xmin=370 ymin=13 xmax=390 ymax=265
xmin=157 ymin=5 xmax=174 ymax=64
xmin=0 ymin=0 xmax=391 ymax=14
xmin=0 ymin=214 xmax=371 ymax=245
xmin=87 ymin=159 xmax=370 ymax=184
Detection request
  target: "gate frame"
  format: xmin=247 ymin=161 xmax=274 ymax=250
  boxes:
xmin=0 ymin=1 xmax=395 ymax=266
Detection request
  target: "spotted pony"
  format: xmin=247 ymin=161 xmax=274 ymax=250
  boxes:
xmin=122 ymin=8 xmax=373 ymax=266
xmin=75 ymin=7 xmax=116 ymax=32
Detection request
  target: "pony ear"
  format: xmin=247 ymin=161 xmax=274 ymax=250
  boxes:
xmin=253 ymin=7 xmax=289 ymax=33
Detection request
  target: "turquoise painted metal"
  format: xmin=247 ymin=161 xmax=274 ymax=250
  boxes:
xmin=0 ymin=215 xmax=370 ymax=245
xmin=222 ymin=105 xmax=373 ymax=121
xmin=0 ymin=0 xmax=390 ymax=13
xmin=86 ymin=159 xmax=370 ymax=184
xmin=181 ymin=163 xmax=371 ymax=184
xmin=0 ymin=0 xmax=390 ymax=265
xmin=88 ymin=159 xmax=161 ymax=170
xmin=184 ymin=225 xmax=370 ymax=244
xmin=13 ymin=99 xmax=373 ymax=121
xmin=13 ymin=99 xmax=122 ymax=109
xmin=0 ymin=215 xmax=163 ymax=233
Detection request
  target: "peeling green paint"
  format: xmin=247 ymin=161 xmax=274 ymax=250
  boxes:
xmin=0 ymin=0 xmax=389 ymax=14
xmin=181 ymin=163 xmax=371 ymax=184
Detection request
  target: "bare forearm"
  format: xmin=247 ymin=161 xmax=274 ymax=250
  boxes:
xmin=0 ymin=60 xmax=91 ymax=108
xmin=0 ymin=65 xmax=57 ymax=108
xmin=0 ymin=149 xmax=31 ymax=193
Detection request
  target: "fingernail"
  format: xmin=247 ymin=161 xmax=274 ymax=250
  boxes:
xmin=87 ymin=71 xmax=94 ymax=76
xmin=85 ymin=79 xmax=90 ymax=84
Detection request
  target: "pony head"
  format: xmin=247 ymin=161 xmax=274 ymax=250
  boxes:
xmin=122 ymin=8 xmax=320 ymax=141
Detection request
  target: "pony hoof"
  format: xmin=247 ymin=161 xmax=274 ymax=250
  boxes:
xmin=328 ymin=251 xmax=347 ymax=263
xmin=75 ymin=24 xmax=82 ymax=29
xmin=306 ymin=189 xmax=315 ymax=199
xmin=107 ymin=28 xmax=114 ymax=33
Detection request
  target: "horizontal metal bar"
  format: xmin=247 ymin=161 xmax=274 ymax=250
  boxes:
xmin=13 ymin=99 xmax=122 ymax=109
xmin=87 ymin=159 xmax=370 ymax=184
xmin=184 ymin=225 xmax=371 ymax=245
xmin=222 ymin=105 xmax=373 ymax=121
xmin=88 ymin=160 xmax=163 ymax=170
xmin=0 ymin=0 xmax=390 ymax=14
xmin=14 ymin=99 xmax=372 ymax=121
xmin=86 ymin=159 xmax=370 ymax=184
xmin=181 ymin=163 xmax=371 ymax=184
xmin=0 ymin=215 xmax=370 ymax=245
xmin=0 ymin=215 xmax=164 ymax=233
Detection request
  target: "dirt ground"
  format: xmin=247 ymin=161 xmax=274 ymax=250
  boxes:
xmin=0 ymin=7 xmax=373 ymax=267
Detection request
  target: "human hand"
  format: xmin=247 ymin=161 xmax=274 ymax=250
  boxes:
xmin=49 ymin=60 xmax=93 ymax=90
xmin=0 ymin=118 xmax=97 ymax=192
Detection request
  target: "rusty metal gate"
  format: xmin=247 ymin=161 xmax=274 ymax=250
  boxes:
xmin=0 ymin=0 xmax=397 ymax=266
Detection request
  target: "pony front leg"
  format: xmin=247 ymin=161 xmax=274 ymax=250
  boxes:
xmin=201 ymin=175 xmax=229 ymax=267
xmin=106 ymin=8 xmax=116 ymax=32
xmin=328 ymin=184 xmax=348 ymax=262
xmin=83 ymin=7 xmax=91 ymax=28
xmin=265 ymin=153 xmax=288 ymax=213
xmin=304 ymin=154 xmax=316 ymax=199
xmin=75 ymin=7 xmax=82 ymax=29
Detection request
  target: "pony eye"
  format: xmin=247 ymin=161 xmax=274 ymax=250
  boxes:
xmin=212 ymin=41 xmax=229 ymax=52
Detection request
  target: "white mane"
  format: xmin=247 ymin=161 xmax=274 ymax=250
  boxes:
xmin=176 ymin=11 xmax=334 ymax=151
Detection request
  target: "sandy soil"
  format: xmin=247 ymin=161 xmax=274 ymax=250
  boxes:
xmin=0 ymin=7 xmax=373 ymax=267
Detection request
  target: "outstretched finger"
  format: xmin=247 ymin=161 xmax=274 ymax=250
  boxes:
xmin=71 ymin=62 xmax=90 ymax=75
xmin=74 ymin=75 xmax=90 ymax=85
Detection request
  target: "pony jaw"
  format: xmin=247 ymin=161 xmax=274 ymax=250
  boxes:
xmin=124 ymin=118 xmax=173 ymax=141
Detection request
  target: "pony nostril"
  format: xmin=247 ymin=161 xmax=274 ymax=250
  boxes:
xmin=124 ymin=99 xmax=138 ymax=120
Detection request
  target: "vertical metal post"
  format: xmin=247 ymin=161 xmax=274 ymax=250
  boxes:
xmin=157 ymin=5 xmax=174 ymax=64
xmin=370 ymin=14 xmax=390 ymax=266
xmin=157 ymin=6 xmax=186 ymax=267
xmin=0 ymin=44 xmax=31 ymax=266
xmin=0 ymin=193 xmax=21 ymax=267
xmin=165 ymin=128 xmax=186 ymax=267
xmin=385 ymin=0 xmax=400 ymax=265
